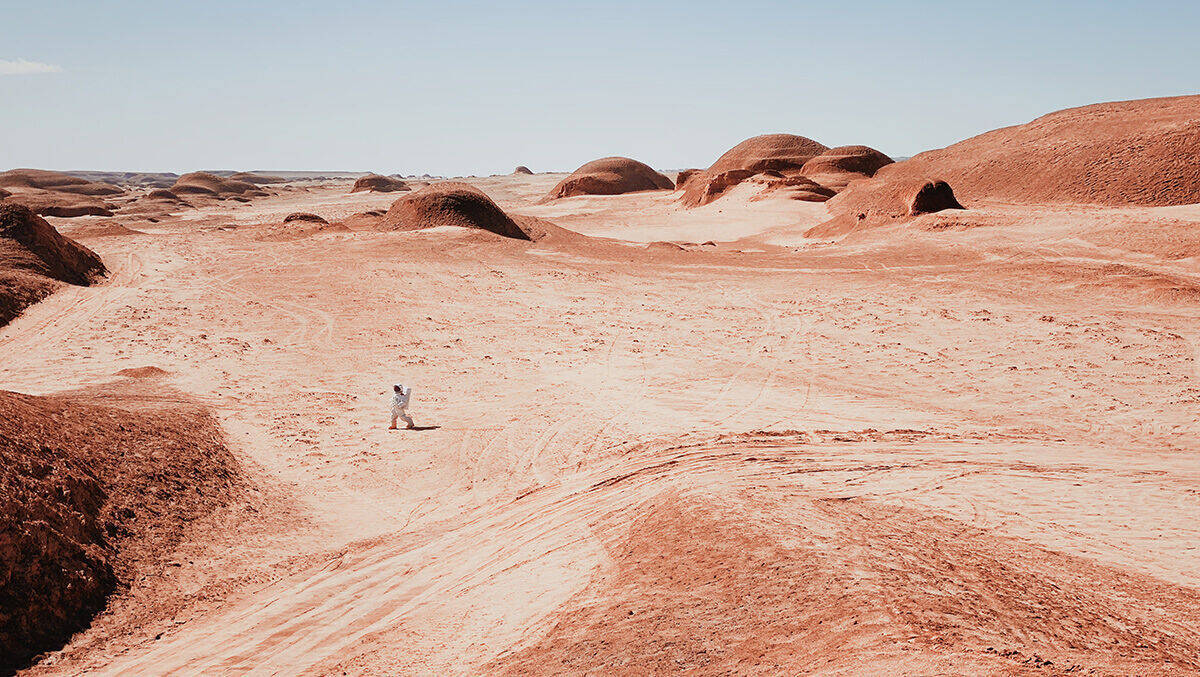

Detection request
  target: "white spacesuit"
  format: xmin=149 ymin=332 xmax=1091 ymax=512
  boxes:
xmin=389 ymin=383 xmax=414 ymax=429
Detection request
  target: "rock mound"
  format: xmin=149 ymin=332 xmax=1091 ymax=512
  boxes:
xmin=513 ymin=166 xmax=534 ymax=175
xmin=115 ymin=366 xmax=170 ymax=379
xmin=66 ymin=171 xmax=179 ymax=189
xmin=647 ymin=240 xmax=687 ymax=251
xmin=350 ymin=174 xmax=410 ymax=193
xmin=752 ymin=174 xmax=837 ymax=202
xmin=118 ymin=189 xmax=191 ymax=217
xmin=60 ymin=221 xmax=146 ymax=239
xmin=681 ymin=134 xmax=829 ymax=206
xmin=171 ymin=172 xmax=264 ymax=198
xmin=145 ymin=189 xmax=185 ymax=202
xmin=230 ymin=172 xmax=286 ymax=185
xmin=339 ymin=209 xmax=388 ymax=230
xmin=283 ymin=212 xmax=329 ymax=224
xmin=257 ymin=213 xmax=349 ymax=241
xmin=673 ymin=169 xmax=702 ymax=191
xmin=1 ymin=204 xmax=106 ymax=287
xmin=800 ymin=145 xmax=894 ymax=191
xmin=881 ymin=95 xmax=1200 ymax=206
xmin=1 ymin=170 xmax=122 ymax=217
xmin=546 ymin=157 xmax=673 ymax=200
xmin=0 ymin=386 xmax=242 ymax=673
xmin=0 ymin=204 xmax=106 ymax=325
xmin=806 ymin=178 xmax=964 ymax=238
xmin=0 ymin=169 xmax=123 ymax=196
xmin=382 ymin=182 xmax=531 ymax=240
xmin=3 ymin=190 xmax=115 ymax=218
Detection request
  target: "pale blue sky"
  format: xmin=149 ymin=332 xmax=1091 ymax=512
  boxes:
xmin=2 ymin=1 xmax=1197 ymax=175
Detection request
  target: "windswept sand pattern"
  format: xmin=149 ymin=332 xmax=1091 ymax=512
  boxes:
xmin=8 ymin=176 xmax=1200 ymax=675
xmin=77 ymin=432 xmax=1200 ymax=674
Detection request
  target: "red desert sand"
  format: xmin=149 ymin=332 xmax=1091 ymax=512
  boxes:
xmin=545 ymin=157 xmax=673 ymax=200
xmin=349 ymin=173 xmax=410 ymax=193
xmin=3 ymin=93 xmax=1200 ymax=676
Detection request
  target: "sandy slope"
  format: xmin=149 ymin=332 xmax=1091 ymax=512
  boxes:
xmin=7 ymin=176 xmax=1200 ymax=674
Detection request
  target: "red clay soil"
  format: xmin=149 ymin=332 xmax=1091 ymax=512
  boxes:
xmin=512 ymin=166 xmax=534 ymax=175
xmin=489 ymin=492 xmax=1200 ymax=675
xmin=806 ymin=177 xmax=964 ymax=238
xmin=381 ymin=182 xmax=532 ymax=240
xmin=350 ymin=174 xmax=410 ymax=193
xmin=681 ymin=134 xmax=829 ymax=206
xmin=0 ymin=169 xmax=123 ymax=197
xmin=0 ymin=385 xmax=243 ymax=674
xmin=881 ymin=95 xmax=1200 ymax=206
xmin=170 ymin=172 xmax=264 ymax=198
xmin=0 ymin=203 xmax=106 ymax=325
xmin=800 ymin=145 xmax=894 ymax=191
xmin=546 ymin=157 xmax=673 ymax=200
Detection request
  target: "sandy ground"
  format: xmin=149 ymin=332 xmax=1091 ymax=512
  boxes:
xmin=7 ymin=174 xmax=1200 ymax=674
